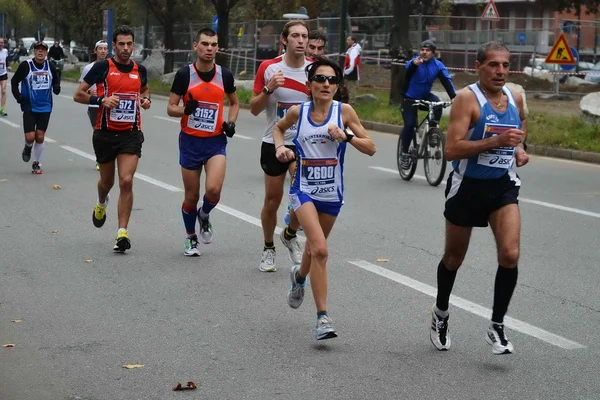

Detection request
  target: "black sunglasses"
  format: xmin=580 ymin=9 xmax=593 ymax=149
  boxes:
xmin=311 ymin=74 xmax=340 ymax=84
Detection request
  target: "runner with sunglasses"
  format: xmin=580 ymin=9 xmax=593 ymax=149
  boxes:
xmin=273 ymin=57 xmax=376 ymax=340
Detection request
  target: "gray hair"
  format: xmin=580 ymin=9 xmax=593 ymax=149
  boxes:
xmin=476 ymin=41 xmax=510 ymax=63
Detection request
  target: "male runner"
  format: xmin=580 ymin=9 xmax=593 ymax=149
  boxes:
xmin=11 ymin=41 xmax=61 ymax=174
xmin=430 ymin=42 xmax=529 ymax=355
xmin=250 ymin=20 xmax=311 ymax=272
xmin=0 ymin=37 xmax=9 ymax=116
xmin=79 ymin=40 xmax=109 ymax=171
xmin=307 ymin=31 xmax=327 ymax=58
xmin=167 ymin=28 xmax=239 ymax=256
xmin=73 ymin=25 xmax=151 ymax=252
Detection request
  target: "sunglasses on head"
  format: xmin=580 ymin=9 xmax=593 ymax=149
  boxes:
xmin=311 ymin=74 xmax=340 ymax=84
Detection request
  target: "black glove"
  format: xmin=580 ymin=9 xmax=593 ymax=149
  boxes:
xmin=222 ymin=121 xmax=236 ymax=138
xmin=15 ymin=94 xmax=25 ymax=104
xmin=184 ymin=99 xmax=199 ymax=115
xmin=53 ymin=85 xmax=61 ymax=95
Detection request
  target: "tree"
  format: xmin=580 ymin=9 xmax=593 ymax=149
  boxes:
xmin=206 ymin=0 xmax=244 ymax=68
xmin=0 ymin=0 xmax=36 ymax=40
xmin=389 ymin=0 xmax=412 ymax=104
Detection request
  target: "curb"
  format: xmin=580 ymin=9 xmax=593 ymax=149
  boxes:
xmin=62 ymin=77 xmax=600 ymax=165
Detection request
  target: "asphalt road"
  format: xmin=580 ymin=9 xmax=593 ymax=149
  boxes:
xmin=1 ymin=80 xmax=599 ymax=400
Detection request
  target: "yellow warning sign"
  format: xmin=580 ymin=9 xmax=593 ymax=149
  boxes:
xmin=545 ymin=33 xmax=576 ymax=65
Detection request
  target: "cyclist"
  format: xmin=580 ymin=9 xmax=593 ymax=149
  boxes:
xmin=400 ymin=40 xmax=456 ymax=170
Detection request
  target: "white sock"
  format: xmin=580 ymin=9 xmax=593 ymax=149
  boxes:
xmin=25 ymin=141 xmax=33 ymax=147
xmin=117 ymin=228 xmax=127 ymax=234
xmin=97 ymin=193 xmax=109 ymax=207
xmin=33 ymin=142 xmax=45 ymax=162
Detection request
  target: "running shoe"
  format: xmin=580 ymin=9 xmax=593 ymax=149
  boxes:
xmin=113 ymin=230 xmax=131 ymax=252
xmin=430 ymin=305 xmax=451 ymax=351
xmin=31 ymin=161 xmax=43 ymax=174
xmin=184 ymin=234 xmax=201 ymax=257
xmin=259 ymin=248 xmax=276 ymax=272
xmin=287 ymin=265 xmax=306 ymax=309
xmin=486 ymin=323 xmax=514 ymax=355
xmin=315 ymin=315 xmax=337 ymax=340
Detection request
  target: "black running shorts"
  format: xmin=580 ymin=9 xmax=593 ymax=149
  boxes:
xmin=260 ymin=141 xmax=296 ymax=177
xmin=23 ymin=111 xmax=51 ymax=133
xmin=444 ymin=171 xmax=520 ymax=228
xmin=92 ymin=130 xmax=144 ymax=164
xmin=0 ymin=74 xmax=7 ymax=81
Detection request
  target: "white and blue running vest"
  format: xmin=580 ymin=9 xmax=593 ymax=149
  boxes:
xmin=21 ymin=59 xmax=53 ymax=113
xmin=291 ymin=101 xmax=347 ymax=203
xmin=451 ymin=83 xmax=522 ymax=181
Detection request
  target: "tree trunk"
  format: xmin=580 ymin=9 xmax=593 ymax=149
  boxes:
xmin=163 ymin=20 xmax=175 ymax=74
xmin=216 ymin=7 xmax=230 ymax=69
xmin=389 ymin=0 xmax=413 ymax=105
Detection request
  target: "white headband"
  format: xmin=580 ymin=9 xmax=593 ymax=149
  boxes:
xmin=95 ymin=40 xmax=108 ymax=50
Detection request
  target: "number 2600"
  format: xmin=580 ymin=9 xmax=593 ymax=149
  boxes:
xmin=307 ymin=166 xmax=334 ymax=180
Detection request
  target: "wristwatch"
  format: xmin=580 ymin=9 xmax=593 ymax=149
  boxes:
xmin=262 ymin=86 xmax=274 ymax=95
xmin=343 ymin=128 xmax=355 ymax=142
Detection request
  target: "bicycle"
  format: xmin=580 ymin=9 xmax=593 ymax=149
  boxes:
xmin=397 ymin=99 xmax=452 ymax=187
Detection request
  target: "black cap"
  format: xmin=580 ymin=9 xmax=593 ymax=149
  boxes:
xmin=420 ymin=40 xmax=437 ymax=52
xmin=33 ymin=41 xmax=48 ymax=50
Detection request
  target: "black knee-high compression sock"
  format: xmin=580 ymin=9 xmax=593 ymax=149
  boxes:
xmin=436 ymin=260 xmax=458 ymax=313
xmin=491 ymin=265 xmax=519 ymax=324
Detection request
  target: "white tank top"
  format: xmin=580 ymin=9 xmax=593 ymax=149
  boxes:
xmin=0 ymin=49 xmax=8 ymax=76
xmin=291 ymin=101 xmax=347 ymax=203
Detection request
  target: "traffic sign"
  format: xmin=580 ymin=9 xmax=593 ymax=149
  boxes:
xmin=561 ymin=47 xmax=579 ymax=71
xmin=518 ymin=32 xmax=526 ymax=44
xmin=481 ymin=0 xmax=500 ymax=21
xmin=544 ymin=33 xmax=576 ymax=65
xmin=212 ymin=15 xmax=218 ymax=32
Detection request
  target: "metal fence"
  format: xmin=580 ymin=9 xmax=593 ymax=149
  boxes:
xmin=131 ymin=14 xmax=600 ymax=95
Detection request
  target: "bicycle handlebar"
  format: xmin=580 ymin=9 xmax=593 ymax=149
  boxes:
xmin=412 ymin=100 xmax=452 ymax=108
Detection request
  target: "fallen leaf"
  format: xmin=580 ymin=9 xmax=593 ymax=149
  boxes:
xmin=85 ymin=259 xmax=94 ymax=263
xmin=122 ymin=364 xmax=144 ymax=369
xmin=11 ymin=320 xmax=22 ymax=323
xmin=173 ymin=381 xmax=197 ymax=391
xmin=53 ymin=185 xmax=61 ymax=190
xmin=2 ymin=344 xmax=15 ymax=348
xmin=51 ymin=230 xmax=59 ymax=234
xmin=376 ymin=258 xmax=390 ymax=262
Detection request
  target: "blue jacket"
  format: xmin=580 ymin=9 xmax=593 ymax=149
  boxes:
xmin=402 ymin=56 xmax=456 ymax=100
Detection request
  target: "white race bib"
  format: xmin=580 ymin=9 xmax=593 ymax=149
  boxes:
xmin=300 ymin=158 xmax=338 ymax=196
xmin=31 ymin=71 xmax=50 ymax=90
xmin=477 ymin=123 xmax=517 ymax=169
xmin=277 ymin=101 xmax=300 ymax=134
xmin=187 ymin=101 xmax=219 ymax=132
xmin=109 ymin=93 xmax=138 ymax=123
xmin=0 ymin=61 xmax=6 ymax=75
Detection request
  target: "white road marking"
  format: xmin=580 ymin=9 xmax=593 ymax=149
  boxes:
xmin=45 ymin=138 xmax=56 ymax=143
xmin=0 ymin=118 xmax=20 ymax=128
xmin=349 ymin=260 xmax=586 ymax=350
xmin=58 ymin=94 xmax=73 ymax=100
xmin=369 ymin=166 xmax=600 ymax=219
xmin=154 ymin=115 xmax=255 ymax=140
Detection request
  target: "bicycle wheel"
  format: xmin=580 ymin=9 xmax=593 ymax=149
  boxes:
xmin=397 ymin=133 xmax=418 ymax=180
xmin=424 ymin=127 xmax=447 ymax=186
